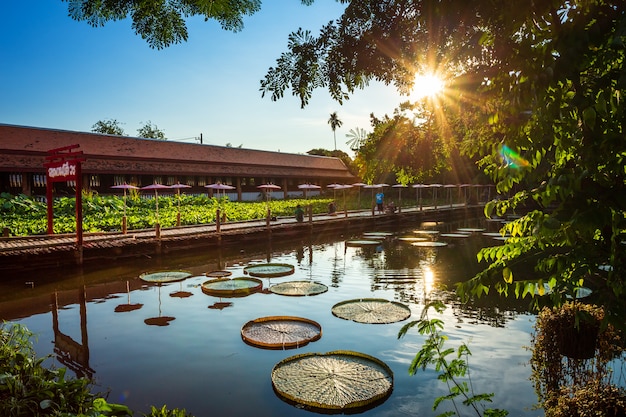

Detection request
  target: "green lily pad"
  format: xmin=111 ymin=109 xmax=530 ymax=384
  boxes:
xmin=331 ymin=298 xmax=411 ymax=324
xmin=139 ymin=270 xmax=192 ymax=283
xmin=201 ymin=277 xmax=263 ymax=297
xmin=243 ymin=263 xmax=295 ymax=278
xmin=269 ymin=281 xmax=328 ymax=296
xmin=272 ymin=350 xmax=393 ymax=411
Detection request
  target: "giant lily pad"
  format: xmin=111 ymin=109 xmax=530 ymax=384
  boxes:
xmin=139 ymin=270 xmax=192 ymax=283
xmin=241 ymin=316 xmax=322 ymax=349
xmin=269 ymin=281 xmax=328 ymax=297
xmin=206 ymin=270 xmax=233 ymax=278
xmin=440 ymin=233 xmax=470 ymax=239
xmin=331 ymin=298 xmax=411 ymax=324
xmin=345 ymin=239 xmax=381 ymax=247
xmin=411 ymin=241 xmax=448 ymax=247
xmin=397 ymin=236 xmax=429 ymax=243
xmin=243 ymin=263 xmax=295 ymax=278
xmin=201 ymin=277 xmax=263 ymax=297
xmin=271 ymin=350 xmax=393 ymax=412
xmin=362 ymin=232 xmax=393 ymax=239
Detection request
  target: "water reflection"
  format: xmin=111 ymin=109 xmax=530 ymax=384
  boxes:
xmin=0 ymin=219 xmax=539 ymax=417
xmin=51 ymin=289 xmax=94 ymax=379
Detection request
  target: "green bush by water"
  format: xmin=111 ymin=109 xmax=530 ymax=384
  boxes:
xmin=0 ymin=192 xmax=333 ymax=236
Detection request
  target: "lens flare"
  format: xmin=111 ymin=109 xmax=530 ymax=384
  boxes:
xmin=500 ymin=145 xmax=530 ymax=169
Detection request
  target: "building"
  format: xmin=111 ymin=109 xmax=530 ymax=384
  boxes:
xmin=0 ymin=124 xmax=355 ymax=200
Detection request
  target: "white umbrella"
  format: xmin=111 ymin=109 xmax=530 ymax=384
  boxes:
xmin=140 ymin=183 xmax=170 ymax=223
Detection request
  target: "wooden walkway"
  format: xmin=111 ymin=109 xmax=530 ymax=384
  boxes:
xmin=0 ymin=204 xmax=482 ymax=270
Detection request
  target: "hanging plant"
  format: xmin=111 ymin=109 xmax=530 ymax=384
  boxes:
xmin=530 ymin=301 xmax=624 ymax=415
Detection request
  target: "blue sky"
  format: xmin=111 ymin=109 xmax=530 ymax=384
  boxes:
xmin=0 ymin=1 xmax=407 ymax=155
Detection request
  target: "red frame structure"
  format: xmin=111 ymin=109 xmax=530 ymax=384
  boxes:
xmin=44 ymin=144 xmax=85 ymax=246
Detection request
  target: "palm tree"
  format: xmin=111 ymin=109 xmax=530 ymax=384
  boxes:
xmin=328 ymin=112 xmax=343 ymax=150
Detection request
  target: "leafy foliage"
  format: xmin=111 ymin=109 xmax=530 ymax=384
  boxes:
xmin=0 ymin=322 xmax=132 ymax=416
xmin=0 ymin=193 xmax=333 ymax=236
xmin=91 ymin=119 xmax=126 ymax=136
xmin=398 ymin=301 xmax=508 ymax=417
xmin=261 ymin=0 xmax=626 ymax=325
xmin=136 ymin=121 xmax=166 ymax=140
xmin=63 ymin=0 xmax=276 ymax=49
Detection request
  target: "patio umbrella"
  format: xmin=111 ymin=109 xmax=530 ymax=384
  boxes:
xmin=298 ymin=183 xmax=321 ymax=199
xmin=444 ymin=184 xmax=457 ymax=207
xmin=111 ymin=183 xmax=139 ymax=218
xmin=412 ymin=184 xmax=428 ymax=210
xmin=392 ymin=184 xmax=407 ymax=211
xmin=140 ymin=183 xmax=169 ymax=224
xmin=257 ymin=184 xmax=281 ymax=202
xmin=351 ymin=182 xmax=367 ymax=209
xmin=205 ymin=183 xmax=236 ymax=200
xmin=362 ymin=184 xmax=378 ymax=207
xmin=326 ymin=183 xmax=342 ymax=201
xmin=170 ymin=183 xmax=191 ymax=226
xmin=333 ymin=184 xmax=353 ymax=215
xmin=429 ymin=184 xmax=443 ymax=209
xmin=111 ymin=183 xmax=139 ymax=233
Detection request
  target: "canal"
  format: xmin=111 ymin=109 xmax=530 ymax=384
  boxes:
xmin=0 ymin=217 xmax=542 ymax=416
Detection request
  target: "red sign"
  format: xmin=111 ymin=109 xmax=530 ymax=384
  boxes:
xmin=46 ymin=160 xmax=79 ymax=182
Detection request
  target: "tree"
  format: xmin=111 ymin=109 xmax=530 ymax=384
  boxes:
xmin=137 ymin=121 xmax=166 ymax=140
xmin=63 ymin=0 xmax=314 ymax=49
xmin=307 ymin=148 xmax=357 ymax=176
xmin=327 ymin=111 xmax=342 ymax=150
xmin=91 ymin=119 xmax=125 ymax=136
xmin=262 ymin=1 xmax=626 ymax=324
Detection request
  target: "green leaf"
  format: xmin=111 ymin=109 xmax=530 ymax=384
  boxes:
xmin=503 ymin=267 xmax=513 ymax=284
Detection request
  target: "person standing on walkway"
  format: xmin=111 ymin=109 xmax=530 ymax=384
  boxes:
xmin=375 ymin=191 xmax=384 ymax=213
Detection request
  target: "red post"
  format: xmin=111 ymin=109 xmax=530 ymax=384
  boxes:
xmin=75 ymin=163 xmax=83 ymax=248
xmin=46 ymin=178 xmax=54 ymax=234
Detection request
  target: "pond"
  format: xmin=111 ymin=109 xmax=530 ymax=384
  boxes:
xmin=0 ymin=219 xmax=542 ymax=417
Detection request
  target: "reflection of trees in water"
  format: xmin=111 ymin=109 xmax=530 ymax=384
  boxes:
xmin=448 ymin=297 xmax=531 ymax=328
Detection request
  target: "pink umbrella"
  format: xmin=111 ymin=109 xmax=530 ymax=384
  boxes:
xmin=141 ymin=183 xmax=170 ymax=223
xmin=412 ymin=184 xmax=428 ymax=210
xmin=333 ymin=184 xmax=353 ymax=213
xmin=170 ymin=183 xmax=191 ymax=226
xmin=298 ymin=183 xmax=321 ymax=199
xmin=352 ymin=183 xmax=367 ymax=209
xmin=257 ymin=184 xmax=281 ymax=202
xmin=392 ymin=184 xmax=407 ymax=211
xmin=111 ymin=184 xmax=139 ymax=218
xmin=205 ymin=183 xmax=236 ymax=200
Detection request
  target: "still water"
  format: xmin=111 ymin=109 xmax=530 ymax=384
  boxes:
xmin=0 ymin=220 xmax=542 ymax=416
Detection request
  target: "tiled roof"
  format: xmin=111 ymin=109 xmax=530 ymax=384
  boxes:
xmin=0 ymin=124 xmax=354 ymax=180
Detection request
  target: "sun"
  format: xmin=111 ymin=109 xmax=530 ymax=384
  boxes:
xmin=410 ymin=73 xmax=445 ymax=99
